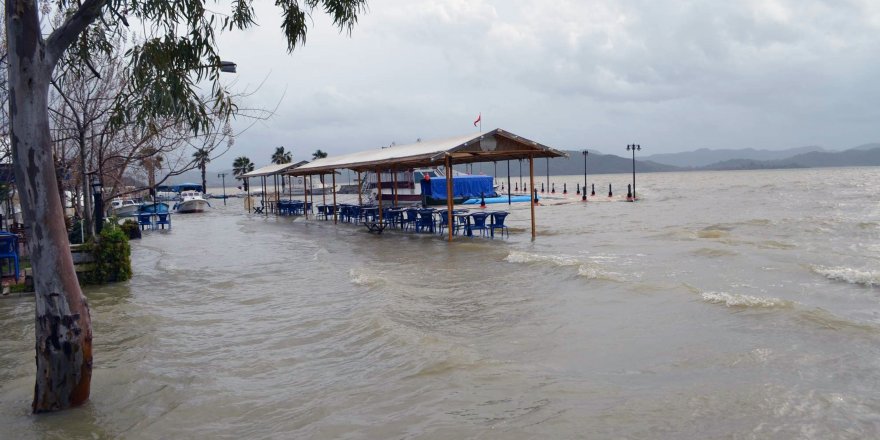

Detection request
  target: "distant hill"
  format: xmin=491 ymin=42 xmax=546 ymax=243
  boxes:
xmin=490 ymin=151 xmax=681 ymax=177
xmin=645 ymin=146 xmax=825 ymax=167
xmin=700 ymin=147 xmax=880 ymax=170
xmin=849 ymin=143 xmax=880 ymax=151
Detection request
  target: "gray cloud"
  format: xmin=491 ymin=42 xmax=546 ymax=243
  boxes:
xmin=215 ymin=0 xmax=880 ymax=167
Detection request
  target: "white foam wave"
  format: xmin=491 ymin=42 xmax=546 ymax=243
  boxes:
xmin=701 ymin=291 xmax=791 ymax=308
xmin=577 ymin=264 xmax=624 ymax=282
xmin=505 ymin=251 xmax=580 ymax=267
xmin=349 ymin=268 xmax=385 ymax=287
xmin=812 ymin=266 xmax=880 ymax=287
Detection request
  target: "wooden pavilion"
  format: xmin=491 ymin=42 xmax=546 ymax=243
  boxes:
xmin=287 ymin=128 xmax=567 ymax=241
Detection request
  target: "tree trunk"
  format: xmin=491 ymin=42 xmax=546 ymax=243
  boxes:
xmin=201 ymin=164 xmax=206 ymax=193
xmin=6 ymin=0 xmax=93 ymax=413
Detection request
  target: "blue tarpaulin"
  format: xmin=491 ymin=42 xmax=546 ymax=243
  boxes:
xmin=420 ymin=175 xmax=494 ymax=200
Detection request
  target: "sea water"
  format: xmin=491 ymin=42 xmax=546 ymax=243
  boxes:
xmin=1 ymin=167 xmax=879 ymax=439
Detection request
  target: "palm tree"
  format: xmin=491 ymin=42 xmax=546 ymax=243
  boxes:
xmin=312 ymin=149 xmax=328 ymax=160
xmin=192 ymin=148 xmax=211 ymax=193
xmin=272 ymin=146 xmax=292 ymax=164
xmin=233 ymin=156 xmax=255 ymax=191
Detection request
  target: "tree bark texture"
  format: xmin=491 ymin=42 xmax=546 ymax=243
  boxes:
xmin=6 ymin=0 xmax=93 ymax=412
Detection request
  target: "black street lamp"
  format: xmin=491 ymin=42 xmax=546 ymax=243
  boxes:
xmin=91 ymin=175 xmax=104 ymax=234
xmin=218 ymin=173 xmax=227 ymax=206
xmin=582 ymin=150 xmax=588 ymax=201
xmin=626 ymin=144 xmax=641 ymax=201
xmin=219 ymin=60 xmax=237 ymax=73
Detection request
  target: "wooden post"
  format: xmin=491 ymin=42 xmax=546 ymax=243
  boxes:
xmin=357 ymin=171 xmax=363 ymax=206
xmin=446 ymin=155 xmax=454 ymax=242
xmin=305 ymin=175 xmax=310 ymax=219
xmin=529 ymin=155 xmax=536 ymax=240
xmin=245 ymin=177 xmax=251 ymax=212
xmin=332 ymin=171 xmax=338 ymax=224
xmin=273 ymin=174 xmax=279 ymax=214
xmin=321 ymin=174 xmax=327 ymax=215
xmin=393 ymin=168 xmax=399 ymax=207
xmin=261 ymin=176 xmax=268 ymax=216
xmin=377 ymin=169 xmax=383 ymax=224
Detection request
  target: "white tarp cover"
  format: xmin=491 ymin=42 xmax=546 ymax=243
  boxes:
xmin=242 ymin=160 xmax=308 ymax=178
xmin=290 ymin=128 xmax=564 ymax=174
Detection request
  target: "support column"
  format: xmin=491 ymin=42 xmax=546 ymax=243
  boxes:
xmin=377 ymin=169 xmax=383 ymax=224
xmin=529 ymin=155 xmax=536 ymax=240
xmin=446 ymin=155 xmax=454 ymax=242
xmin=332 ymin=171 xmax=338 ymax=224
xmin=357 ymin=171 xmax=363 ymax=206
xmin=393 ymin=168 xmax=399 ymax=207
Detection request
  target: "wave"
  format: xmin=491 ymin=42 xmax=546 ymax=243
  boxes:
xmin=811 ymin=266 xmax=879 ymax=287
xmin=349 ymin=268 xmax=386 ymax=287
xmin=505 ymin=250 xmax=580 ymax=267
xmin=506 ymin=251 xmax=622 ymax=281
xmin=577 ymin=264 xmax=624 ymax=282
xmin=692 ymin=247 xmax=738 ymax=258
xmin=700 ymin=291 xmax=793 ymax=309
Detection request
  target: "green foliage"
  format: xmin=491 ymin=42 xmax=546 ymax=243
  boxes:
xmin=119 ymin=219 xmax=142 ymax=240
xmin=82 ymin=223 xmax=132 ymax=284
xmin=91 ymin=0 xmax=368 ymax=136
xmin=68 ymin=218 xmax=85 ymax=244
xmin=272 ymin=146 xmax=292 ymax=164
xmin=233 ymin=155 xmax=254 ymax=177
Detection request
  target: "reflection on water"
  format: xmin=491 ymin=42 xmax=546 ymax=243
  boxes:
xmin=2 ymin=168 xmax=880 ymax=439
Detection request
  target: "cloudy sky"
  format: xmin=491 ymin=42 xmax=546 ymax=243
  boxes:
xmin=215 ymin=0 xmax=880 ymax=166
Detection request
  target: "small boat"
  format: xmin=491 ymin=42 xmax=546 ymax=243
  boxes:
xmin=109 ymin=198 xmax=142 ymax=217
xmin=173 ymin=191 xmax=210 ymax=213
xmin=138 ymin=202 xmax=170 ymax=215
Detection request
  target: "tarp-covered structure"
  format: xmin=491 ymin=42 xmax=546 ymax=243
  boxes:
xmin=420 ymin=175 xmax=493 ymax=200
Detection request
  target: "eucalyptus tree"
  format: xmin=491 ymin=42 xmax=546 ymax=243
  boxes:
xmin=271 ymin=146 xmax=292 ymax=164
xmin=5 ymin=0 xmax=366 ymax=413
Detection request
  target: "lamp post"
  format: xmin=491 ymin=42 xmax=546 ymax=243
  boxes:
xmin=219 ymin=60 xmax=237 ymax=73
xmin=218 ymin=173 xmax=227 ymax=206
xmin=582 ymin=150 xmax=588 ymax=201
xmin=91 ymin=175 xmax=104 ymax=234
xmin=626 ymin=144 xmax=641 ymax=201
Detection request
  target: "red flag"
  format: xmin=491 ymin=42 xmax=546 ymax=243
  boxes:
xmin=473 ymin=113 xmax=481 ymax=127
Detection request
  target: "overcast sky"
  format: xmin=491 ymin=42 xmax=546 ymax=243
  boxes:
xmin=214 ymin=0 xmax=880 ymax=166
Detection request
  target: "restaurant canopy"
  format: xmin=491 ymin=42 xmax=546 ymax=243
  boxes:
xmin=287 ymin=128 xmax=567 ymax=175
xmin=242 ymin=160 xmax=308 ymax=178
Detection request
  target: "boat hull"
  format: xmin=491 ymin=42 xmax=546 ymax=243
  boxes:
xmin=175 ymin=199 xmax=209 ymax=213
xmin=111 ymin=204 xmax=141 ymax=217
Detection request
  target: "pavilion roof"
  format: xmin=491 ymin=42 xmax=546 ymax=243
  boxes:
xmin=288 ymin=128 xmax=567 ymax=175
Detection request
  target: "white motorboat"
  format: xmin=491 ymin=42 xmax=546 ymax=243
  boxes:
xmin=173 ymin=191 xmax=210 ymax=213
xmin=109 ymin=198 xmax=142 ymax=217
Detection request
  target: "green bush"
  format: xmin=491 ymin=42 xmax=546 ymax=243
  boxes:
xmin=82 ymin=224 xmax=132 ymax=284
xmin=68 ymin=218 xmax=85 ymax=244
xmin=120 ymin=219 xmax=142 ymax=240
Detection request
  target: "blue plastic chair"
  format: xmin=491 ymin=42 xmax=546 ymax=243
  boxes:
xmin=416 ymin=209 xmax=435 ymax=233
xmin=0 ymin=233 xmax=20 ymax=280
xmin=488 ymin=211 xmax=509 ymax=238
xmin=155 ymin=213 xmax=171 ymax=229
xmin=402 ymin=208 xmax=419 ymax=231
xmin=469 ymin=212 xmax=490 ymax=237
xmin=138 ymin=213 xmax=154 ymax=230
